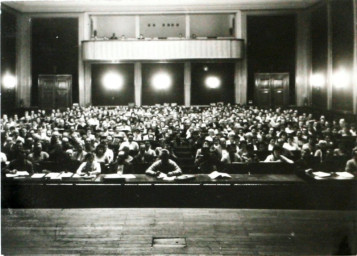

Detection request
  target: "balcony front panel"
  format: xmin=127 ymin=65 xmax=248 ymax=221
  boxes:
xmin=82 ymin=39 xmax=244 ymax=61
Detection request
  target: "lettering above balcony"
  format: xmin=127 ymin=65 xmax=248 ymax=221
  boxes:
xmin=82 ymin=39 xmax=244 ymax=61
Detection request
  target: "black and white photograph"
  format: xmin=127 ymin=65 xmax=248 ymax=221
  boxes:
xmin=1 ymin=0 xmax=357 ymax=254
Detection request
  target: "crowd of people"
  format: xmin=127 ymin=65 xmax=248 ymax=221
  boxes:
xmin=1 ymin=104 xmax=357 ymax=177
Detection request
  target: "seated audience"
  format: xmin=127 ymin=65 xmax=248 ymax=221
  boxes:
xmin=1 ymin=103 xmax=356 ymax=176
xmin=72 ymin=144 xmax=87 ymax=162
xmin=4 ymin=149 xmax=34 ymax=175
xmin=134 ymin=144 xmax=156 ymax=164
xmin=28 ymin=142 xmax=49 ymax=171
xmin=194 ymin=144 xmax=221 ymax=173
xmin=345 ymin=149 xmax=357 ymax=175
xmin=94 ymin=144 xmax=111 ymax=164
xmin=119 ymin=133 xmax=139 ymax=156
xmin=76 ymin=153 xmax=101 ymax=175
xmin=146 ymin=149 xmax=182 ymax=177
xmin=242 ymin=144 xmax=260 ymax=163
xmin=1 ymin=151 xmax=8 ymax=163
xmin=144 ymin=141 xmax=156 ymax=158
xmin=314 ymin=140 xmax=332 ymax=163
xmin=296 ymin=148 xmax=314 ymax=170
xmin=334 ymin=142 xmax=348 ymax=157
xmin=264 ymin=145 xmax=294 ymax=164
xmin=221 ymin=143 xmax=242 ymax=164
xmin=283 ymin=136 xmax=300 ymax=151
xmin=110 ymin=151 xmax=133 ymax=174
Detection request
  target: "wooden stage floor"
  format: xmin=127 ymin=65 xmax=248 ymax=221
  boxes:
xmin=2 ymin=208 xmax=357 ymax=255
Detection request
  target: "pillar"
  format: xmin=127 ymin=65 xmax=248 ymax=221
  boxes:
xmin=16 ymin=14 xmax=32 ymax=107
xmin=184 ymin=62 xmax=191 ymax=106
xmin=353 ymin=0 xmax=357 ymax=114
xmin=326 ymin=2 xmax=333 ymax=110
xmin=134 ymin=62 xmax=142 ymax=106
xmin=234 ymin=11 xmax=247 ymax=104
xmin=296 ymin=10 xmax=312 ymax=106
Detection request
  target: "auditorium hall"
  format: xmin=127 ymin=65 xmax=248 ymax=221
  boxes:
xmin=1 ymin=0 xmax=357 ymax=254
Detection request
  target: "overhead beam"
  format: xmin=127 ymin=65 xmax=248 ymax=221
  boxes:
xmin=4 ymin=0 xmax=321 ymax=13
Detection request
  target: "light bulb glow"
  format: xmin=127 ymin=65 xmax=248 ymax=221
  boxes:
xmin=333 ymin=68 xmax=350 ymax=88
xmin=310 ymin=73 xmax=325 ymax=88
xmin=205 ymin=76 xmax=221 ymax=89
xmin=102 ymin=72 xmax=123 ymax=90
xmin=152 ymin=73 xmax=171 ymax=90
xmin=2 ymin=73 xmax=17 ymax=89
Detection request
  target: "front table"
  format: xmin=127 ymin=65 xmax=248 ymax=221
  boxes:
xmin=2 ymin=174 xmax=356 ymax=210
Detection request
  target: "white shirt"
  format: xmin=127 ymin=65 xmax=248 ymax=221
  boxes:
xmin=76 ymin=161 xmax=101 ymax=174
xmin=0 ymin=152 xmax=7 ymax=163
xmin=104 ymin=148 xmax=114 ymax=162
xmin=283 ymin=142 xmax=300 ymax=151
xmin=119 ymin=141 xmax=139 ymax=152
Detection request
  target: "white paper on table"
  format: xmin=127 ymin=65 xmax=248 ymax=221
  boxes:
xmin=312 ymin=171 xmax=331 ymax=178
xmin=104 ymin=174 xmax=123 ymax=179
xmin=31 ymin=173 xmax=46 ymax=179
xmin=176 ymin=174 xmax=196 ymax=181
xmin=313 ymin=176 xmax=325 ymax=180
xmin=59 ymin=172 xmax=73 ymax=179
xmin=16 ymin=171 xmax=30 ymax=176
xmin=208 ymin=171 xmax=231 ymax=179
xmin=120 ymin=174 xmax=136 ymax=179
xmin=157 ymin=172 xmax=168 ymax=179
xmin=163 ymin=176 xmax=176 ymax=181
xmin=6 ymin=171 xmax=30 ymax=177
xmin=45 ymin=172 xmax=60 ymax=179
xmin=72 ymin=173 xmax=96 ymax=179
xmin=335 ymin=172 xmax=354 ymax=179
xmin=6 ymin=173 xmax=19 ymax=178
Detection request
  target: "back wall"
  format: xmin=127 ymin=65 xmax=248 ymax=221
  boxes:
xmin=142 ymin=63 xmax=184 ymax=105
xmin=91 ymin=64 xmax=135 ymax=106
xmin=247 ymin=15 xmax=296 ymax=105
xmin=31 ymin=18 xmax=79 ymax=106
xmin=191 ymin=63 xmax=235 ymax=105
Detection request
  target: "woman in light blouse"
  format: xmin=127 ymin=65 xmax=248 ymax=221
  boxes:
xmin=76 ymin=153 xmax=101 ymax=175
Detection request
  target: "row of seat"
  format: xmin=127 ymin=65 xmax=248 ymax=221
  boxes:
xmin=35 ymin=155 xmax=348 ymax=175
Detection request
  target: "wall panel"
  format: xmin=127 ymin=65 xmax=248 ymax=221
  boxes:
xmin=1 ymin=8 xmax=17 ymax=113
xmin=311 ymin=3 xmax=328 ymax=110
xmin=92 ymin=16 xmax=136 ymax=38
xmin=190 ymin=14 xmax=234 ymax=37
xmin=331 ymin=0 xmax=354 ymax=111
xmin=140 ymin=15 xmax=185 ymax=38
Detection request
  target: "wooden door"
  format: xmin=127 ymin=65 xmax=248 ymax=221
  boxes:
xmin=270 ymin=73 xmax=289 ymax=107
xmin=55 ymin=75 xmax=72 ymax=108
xmin=38 ymin=75 xmax=55 ymax=109
xmin=38 ymin=75 xmax=72 ymax=109
xmin=254 ymin=73 xmax=272 ymax=108
xmin=254 ymin=73 xmax=289 ymax=108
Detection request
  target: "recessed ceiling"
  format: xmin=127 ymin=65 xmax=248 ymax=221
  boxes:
xmin=3 ymin=0 xmax=321 ymax=13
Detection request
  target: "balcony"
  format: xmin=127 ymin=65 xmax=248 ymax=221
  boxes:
xmin=82 ymin=38 xmax=244 ymax=61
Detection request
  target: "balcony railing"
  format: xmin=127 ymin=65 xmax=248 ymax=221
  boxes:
xmin=82 ymin=38 xmax=244 ymax=61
